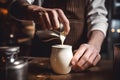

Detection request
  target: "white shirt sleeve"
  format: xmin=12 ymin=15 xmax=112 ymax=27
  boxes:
xmin=26 ymin=0 xmax=35 ymax=4
xmin=87 ymin=0 xmax=108 ymax=37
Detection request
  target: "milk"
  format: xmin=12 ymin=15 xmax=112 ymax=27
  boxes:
xmin=60 ymin=34 xmax=65 ymax=45
xmin=59 ymin=23 xmax=66 ymax=45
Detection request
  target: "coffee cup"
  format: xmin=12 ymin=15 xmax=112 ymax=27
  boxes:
xmin=50 ymin=44 xmax=73 ymax=74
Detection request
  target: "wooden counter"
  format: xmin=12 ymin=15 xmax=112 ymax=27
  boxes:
xmin=24 ymin=57 xmax=113 ymax=80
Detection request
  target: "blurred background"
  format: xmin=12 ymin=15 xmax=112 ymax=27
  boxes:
xmin=0 ymin=0 xmax=119 ymax=59
xmin=0 ymin=0 xmax=35 ymax=56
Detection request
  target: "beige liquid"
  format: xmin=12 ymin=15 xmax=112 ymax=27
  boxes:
xmin=60 ymin=35 xmax=66 ymax=45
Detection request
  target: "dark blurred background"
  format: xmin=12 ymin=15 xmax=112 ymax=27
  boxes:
xmin=0 ymin=0 xmax=119 ymax=59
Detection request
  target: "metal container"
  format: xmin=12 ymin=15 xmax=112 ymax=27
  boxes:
xmin=0 ymin=46 xmax=28 ymax=80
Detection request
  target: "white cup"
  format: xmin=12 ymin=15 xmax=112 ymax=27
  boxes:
xmin=50 ymin=44 xmax=73 ymax=74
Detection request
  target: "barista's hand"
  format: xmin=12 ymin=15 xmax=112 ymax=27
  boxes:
xmin=71 ymin=43 xmax=101 ymax=71
xmin=71 ymin=30 xmax=104 ymax=71
xmin=26 ymin=5 xmax=70 ymax=35
xmin=72 ymin=44 xmax=101 ymax=71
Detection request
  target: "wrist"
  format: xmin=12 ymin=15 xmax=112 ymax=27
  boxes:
xmin=88 ymin=30 xmax=105 ymax=50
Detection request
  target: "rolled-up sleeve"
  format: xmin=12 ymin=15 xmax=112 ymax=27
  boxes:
xmin=26 ymin=0 xmax=35 ymax=4
xmin=87 ymin=0 xmax=108 ymax=37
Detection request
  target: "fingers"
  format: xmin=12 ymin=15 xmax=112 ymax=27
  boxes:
xmin=47 ymin=9 xmax=60 ymax=29
xmin=77 ymin=53 xmax=100 ymax=71
xmin=45 ymin=8 xmax=70 ymax=35
xmin=29 ymin=6 xmax=70 ymax=34
xmin=41 ymin=12 xmax=52 ymax=30
xmin=93 ymin=54 xmax=101 ymax=66
xmin=37 ymin=12 xmax=47 ymax=30
xmin=56 ymin=9 xmax=70 ymax=35
xmin=71 ymin=44 xmax=101 ymax=72
xmin=77 ymin=44 xmax=94 ymax=67
xmin=71 ymin=44 xmax=87 ymax=65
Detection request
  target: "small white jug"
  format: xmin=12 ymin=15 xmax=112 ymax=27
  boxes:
xmin=50 ymin=44 xmax=73 ymax=74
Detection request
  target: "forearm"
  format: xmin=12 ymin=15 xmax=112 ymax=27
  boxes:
xmin=86 ymin=0 xmax=108 ymax=51
xmin=88 ymin=30 xmax=105 ymax=52
xmin=9 ymin=0 xmax=32 ymax=20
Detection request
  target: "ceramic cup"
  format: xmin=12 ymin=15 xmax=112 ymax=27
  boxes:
xmin=50 ymin=44 xmax=73 ymax=74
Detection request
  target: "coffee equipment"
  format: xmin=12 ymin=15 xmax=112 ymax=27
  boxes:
xmin=0 ymin=46 xmax=28 ymax=80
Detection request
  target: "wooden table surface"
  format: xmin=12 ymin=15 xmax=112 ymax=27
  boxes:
xmin=25 ymin=57 xmax=113 ymax=80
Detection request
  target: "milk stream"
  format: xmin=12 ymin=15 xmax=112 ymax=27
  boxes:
xmin=59 ymin=23 xmax=66 ymax=45
xmin=60 ymin=34 xmax=65 ymax=45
